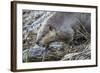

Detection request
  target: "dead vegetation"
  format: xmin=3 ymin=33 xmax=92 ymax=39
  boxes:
xmin=22 ymin=10 xmax=91 ymax=62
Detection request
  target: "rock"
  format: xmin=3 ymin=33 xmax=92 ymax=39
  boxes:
xmin=23 ymin=45 xmax=46 ymax=62
xmin=49 ymin=42 xmax=63 ymax=49
xmin=28 ymin=45 xmax=45 ymax=58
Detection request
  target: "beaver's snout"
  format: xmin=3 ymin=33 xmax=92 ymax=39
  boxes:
xmin=36 ymin=41 xmax=46 ymax=47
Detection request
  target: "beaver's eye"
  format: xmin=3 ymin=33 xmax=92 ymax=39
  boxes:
xmin=42 ymin=34 xmax=45 ymax=37
xmin=49 ymin=26 xmax=53 ymax=31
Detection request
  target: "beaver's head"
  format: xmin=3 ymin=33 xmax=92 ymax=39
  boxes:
xmin=36 ymin=23 xmax=58 ymax=47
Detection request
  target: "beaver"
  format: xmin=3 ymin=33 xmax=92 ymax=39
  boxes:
xmin=36 ymin=12 xmax=91 ymax=47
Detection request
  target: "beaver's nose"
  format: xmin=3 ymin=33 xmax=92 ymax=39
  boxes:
xmin=36 ymin=41 xmax=46 ymax=47
xmin=36 ymin=41 xmax=39 ymax=45
xmin=36 ymin=41 xmax=42 ymax=46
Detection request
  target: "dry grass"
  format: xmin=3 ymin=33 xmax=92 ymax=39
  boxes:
xmin=22 ymin=10 xmax=91 ymax=62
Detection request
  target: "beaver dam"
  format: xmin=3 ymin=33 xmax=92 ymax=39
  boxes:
xmin=22 ymin=10 xmax=91 ymax=62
